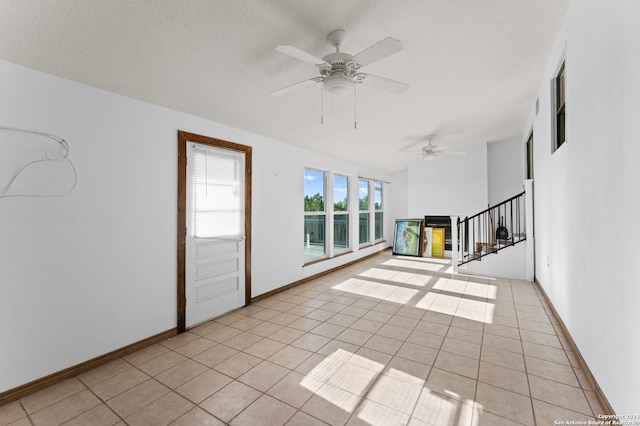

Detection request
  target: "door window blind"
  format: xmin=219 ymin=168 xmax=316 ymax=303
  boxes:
xmin=192 ymin=144 xmax=243 ymax=238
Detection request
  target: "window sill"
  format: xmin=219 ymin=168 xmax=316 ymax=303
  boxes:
xmin=303 ymin=250 xmax=354 ymax=267
xmin=359 ymin=240 xmax=387 ymax=249
xmin=303 ymin=241 xmax=386 ymax=267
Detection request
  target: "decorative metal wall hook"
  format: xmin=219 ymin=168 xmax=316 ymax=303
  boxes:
xmin=0 ymin=126 xmax=77 ymax=199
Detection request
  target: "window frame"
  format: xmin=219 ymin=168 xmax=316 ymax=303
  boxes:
xmin=303 ymin=168 xmax=327 ymax=262
xmin=552 ymin=58 xmax=566 ymax=153
xmin=304 ymin=170 xmax=386 ymax=263
xmin=358 ymin=179 xmax=371 ymax=247
xmin=526 ymin=130 xmax=534 ymax=180
xmin=374 ymin=181 xmax=384 ymax=242
xmin=358 ymin=178 xmax=385 ymax=247
xmin=332 ymin=173 xmax=350 ymax=255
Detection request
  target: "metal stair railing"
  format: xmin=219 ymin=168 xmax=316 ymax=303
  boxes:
xmin=457 ymin=191 xmax=526 ymax=266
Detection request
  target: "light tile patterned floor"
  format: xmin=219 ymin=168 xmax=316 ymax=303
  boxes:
xmin=1 ymin=251 xmax=604 ymax=425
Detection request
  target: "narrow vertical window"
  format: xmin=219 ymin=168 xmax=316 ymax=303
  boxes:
xmin=358 ymin=180 xmax=370 ymax=245
xmin=333 ymin=175 xmax=349 ymax=253
xmin=374 ymin=182 xmax=383 ymax=241
xmin=526 ymin=132 xmax=534 ymax=179
xmin=304 ymin=169 xmax=326 ymax=260
xmin=553 ymin=62 xmax=566 ymax=152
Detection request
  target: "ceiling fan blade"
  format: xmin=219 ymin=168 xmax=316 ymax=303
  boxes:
xmin=442 ymin=150 xmax=466 ymax=156
xmin=360 ymin=73 xmax=409 ymax=94
xmin=271 ymin=78 xmax=320 ymax=96
xmin=353 ymin=37 xmax=403 ymax=67
xmin=275 ymin=45 xmax=329 ymax=66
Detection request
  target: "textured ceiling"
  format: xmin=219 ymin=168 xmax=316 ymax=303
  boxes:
xmin=0 ymin=0 xmax=569 ymax=173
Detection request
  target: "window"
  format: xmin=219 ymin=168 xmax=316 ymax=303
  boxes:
xmin=553 ymin=61 xmax=566 ymax=152
xmin=526 ymin=131 xmax=534 ymax=179
xmin=359 ymin=180 xmax=370 ymax=245
xmin=305 ymin=171 xmax=383 ymax=261
xmin=304 ymin=169 xmax=326 ymax=260
xmin=358 ymin=179 xmax=385 ymax=246
xmin=333 ymin=175 xmax=349 ymax=253
xmin=374 ymin=182 xmax=383 ymax=241
xmin=192 ymin=145 xmax=242 ymax=238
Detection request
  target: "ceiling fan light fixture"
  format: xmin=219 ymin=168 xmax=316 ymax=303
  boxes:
xmin=323 ymin=74 xmax=354 ymax=96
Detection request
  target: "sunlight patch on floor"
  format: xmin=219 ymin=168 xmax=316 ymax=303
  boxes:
xmin=332 ymin=279 xmax=377 ymax=295
xmin=416 ymin=293 xmax=459 ymax=313
xmin=300 ymin=349 xmax=483 ymax=425
xmin=413 ymin=388 xmax=481 ymax=426
xmin=332 ymin=279 xmax=418 ymax=303
xmin=433 ymin=278 xmax=497 ymax=301
xmin=433 ymin=277 xmax=467 ymax=293
xmin=314 ymin=382 xmax=362 ymax=413
xmin=382 ymin=258 xmax=449 ymax=272
xmin=356 ymin=267 xmax=423 ymax=287
xmin=464 ymin=282 xmax=497 ymax=300
xmin=358 ymin=267 xmax=400 ymax=279
xmin=366 ymin=371 xmax=424 ymax=415
xmin=353 ymin=399 xmax=410 ymax=425
xmin=416 ymin=292 xmax=495 ymax=324
xmin=403 ymin=274 xmax=432 ymax=287
xmin=331 ymin=263 xmax=497 ymax=324
xmin=300 ymin=349 xmax=384 ymax=413
xmin=330 ymin=277 xmax=367 ymax=292
xmin=456 ymin=303 xmax=495 ymax=323
xmin=384 ymin=287 xmax=420 ymax=304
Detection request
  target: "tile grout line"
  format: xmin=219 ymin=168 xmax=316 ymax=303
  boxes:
xmin=472 ymin=286 xmax=487 ymax=426
xmin=193 ymin=284 xmax=366 ymax=425
xmin=258 ymin=267 xmax=421 ymax=424
xmin=75 ymin=373 xmax=129 ymax=426
xmin=509 ymin=277 xmax=540 ymax=426
xmin=404 ymin=272 xmax=455 ymax=426
xmin=19 ymin=399 xmax=35 ymax=426
xmin=95 ymin=344 xmax=228 ymax=425
xmin=493 ymin=277 xmax=536 ymax=425
xmin=136 ymin=347 xmax=232 ymax=426
xmin=532 ymin=285 xmax=599 ymax=420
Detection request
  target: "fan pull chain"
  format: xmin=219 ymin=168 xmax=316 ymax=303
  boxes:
xmin=320 ymin=81 xmax=324 ymax=125
xmin=354 ymin=84 xmax=357 ymax=129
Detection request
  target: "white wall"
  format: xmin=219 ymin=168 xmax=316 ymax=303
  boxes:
xmin=388 ymin=169 xmax=409 ymax=221
xmin=0 ymin=60 xmax=392 ymax=393
xmin=524 ymin=0 xmax=640 ymax=413
xmin=407 ymin=143 xmax=488 ymax=219
xmin=487 ymin=136 xmax=524 ymax=205
xmin=460 ymin=242 xmax=527 ymax=281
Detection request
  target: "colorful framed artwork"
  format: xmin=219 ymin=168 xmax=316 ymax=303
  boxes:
xmin=423 ymin=227 xmax=433 ymax=257
xmin=431 ymin=227 xmax=445 ymax=258
xmin=393 ymin=219 xmax=424 ymax=256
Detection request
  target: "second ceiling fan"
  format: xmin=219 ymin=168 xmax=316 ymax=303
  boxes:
xmin=272 ymin=29 xmax=409 ymax=97
xmin=404 ymin=136 xmax=466 ymax=161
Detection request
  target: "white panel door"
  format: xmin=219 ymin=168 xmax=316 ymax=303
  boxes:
xmin=185 ymin=143 xmax=245 ymax=328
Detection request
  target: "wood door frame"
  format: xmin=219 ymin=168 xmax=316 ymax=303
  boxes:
xmin=177 ymin=130 xmax=252 ymax=333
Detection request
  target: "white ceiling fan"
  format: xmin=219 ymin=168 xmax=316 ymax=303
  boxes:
xmin=405 ymin=136 xmax=466 ymax=161
xmin=272 ymin=29 xmax=409 ymax=97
